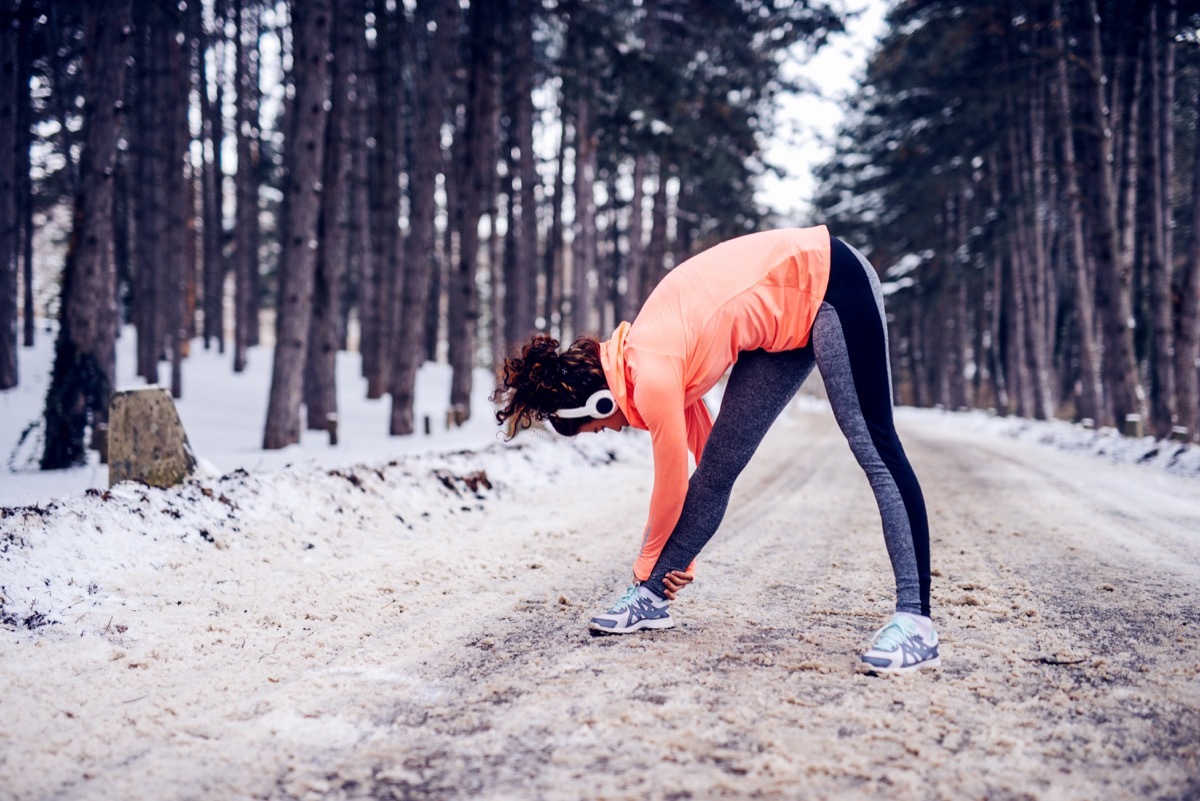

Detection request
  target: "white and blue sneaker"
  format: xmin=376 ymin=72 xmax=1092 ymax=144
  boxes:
xmin=859 ymin=613 xmax=940 ymax=674
xmin=588 ymin=584 xmax=674 ymax=634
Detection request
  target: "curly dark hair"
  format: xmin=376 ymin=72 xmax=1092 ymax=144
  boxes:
xmin=492 ymin=333 xmax=608 ymax=439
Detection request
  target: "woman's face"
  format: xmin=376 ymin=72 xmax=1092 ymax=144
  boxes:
xmin=577 ymin=407 xmax=628 ymax=434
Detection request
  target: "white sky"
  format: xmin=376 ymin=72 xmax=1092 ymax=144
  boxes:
xmin=757 ymin=0 xmax=889 ymax=220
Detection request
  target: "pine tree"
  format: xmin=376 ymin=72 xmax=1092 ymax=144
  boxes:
xmin=41 ymin=0 xmax=133 ymax=469
xmin=0 ymin=0 xmax=20 ymax=390
xmin=262 ymin=0 xmax=332 ymax=450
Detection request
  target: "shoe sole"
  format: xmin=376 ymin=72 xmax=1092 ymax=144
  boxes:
xmin=588 ymin=617 xmax=675 ymax=635
xmin=858 ymin=656 xmax=941 ymax=676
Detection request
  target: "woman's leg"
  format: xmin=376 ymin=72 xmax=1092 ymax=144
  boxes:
xmin=815 ymin=238 xmax=931 ymax=617
xmin=641 ymin=347 xmax=815 ymax=597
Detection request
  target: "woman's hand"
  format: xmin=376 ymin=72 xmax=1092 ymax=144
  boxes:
xmin=661 ymin=569 xmax=694 ymax=600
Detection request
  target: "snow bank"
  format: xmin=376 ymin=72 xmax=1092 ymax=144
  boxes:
xmin=898 ymin=407 xmax=1200 ymax=479
xmin=0 ymin=428 xmax=649 ymax=638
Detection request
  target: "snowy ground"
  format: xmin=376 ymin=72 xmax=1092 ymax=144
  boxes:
xmin=2 ymin=333 xmax=1200 ymax=800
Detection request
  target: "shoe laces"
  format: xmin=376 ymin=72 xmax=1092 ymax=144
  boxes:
xmin=609 ymin=585 xmax=641 ymax=612
xmin=872 ymin=618 xmax=917 ymax=651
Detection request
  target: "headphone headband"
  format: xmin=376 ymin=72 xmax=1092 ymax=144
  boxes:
xmin=554 ymin=389 xmax=616 ymax=419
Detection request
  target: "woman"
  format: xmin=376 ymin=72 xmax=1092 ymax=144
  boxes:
xmin=493 ymin=225 xmax=938 ymax=673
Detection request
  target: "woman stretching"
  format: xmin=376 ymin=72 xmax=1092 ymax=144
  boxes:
xmin=493 ymin=226 xmax=938 ymax=673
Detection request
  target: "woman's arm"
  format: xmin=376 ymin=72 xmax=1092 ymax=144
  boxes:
xmin=629 ymin=352 xmax=693 ymax=582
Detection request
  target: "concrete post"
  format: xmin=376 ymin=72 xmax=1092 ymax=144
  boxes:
xmin=108 ymin=387 xmax=198 ymax=488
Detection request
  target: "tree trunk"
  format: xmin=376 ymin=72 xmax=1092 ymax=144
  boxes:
xmin=987 ymin=251 xmax=1009 ymax=413
xmin=601 ymin=176 xmax=620 ymax=334
xmin=1144 ymin=1 xmax=1175 ymax=438
xmin=1083 ymin=0 xmax=1142 ymax=428
xmin=1175 ymin=84 xmax=1200 ymax=443
xmin=570 ymin=85 xmax=598 ymax=339
xmin=362 ymin=3 xmax=402 ymax=400
xmin=447 ymin=0 xmax=498 ymax=423
xmin=543 ymin=105 xmax=566 ymax=335
xmin=383 ymin=6 xmax=409 ymax=400
xmin=16 ymin=0 xmax=32 ymax=348
xmin=948 ymin=188 xmax=971 ymax=411
xmin=262 ymin=0 xmax=332 ymax=450
xmin=1160 ymin=0 xmax=1178 ymax=433
xmin=502 ymin=0 xmax=538 ymax=349
xmin=129 ymin=5 xmax=163 ymax=385
xmin=0 ymin=0 xmax=19 ymax=389
xmin=643 ymin=158 xmax=669 ymax=304
xmin=201 ymin=0 xmax=227 ymax=354
xmin=907 ymin=291 xmax=929 ymax=409
xmin=166 ymin=17 xmax=192 ymax=400
xmin=344 ymin=2 xmax=372 ymax=364
xmin=1050 ymin=0 xmax=1101 ymax=424
xmin=41 ymin=0 xmax=133 ymax=469
xmin=390 ymin=0 xmax=457 ymax=436
xmin=1002 ymin=15 xmax=1051 ymax=420
xmin=232 ymin=0 xmax=260 ymax=373
xmin=432 ymin=113 xmax=461 ymax=363
xmin=1025 ymin=84 xmax=1055 ymax=420
xmin=622 ymin=154 xmax=647 ymax=323
xmin=304 ymin=0 xmax=360 ymax=439
xmin=1004 ymin=124 xmax=1035 ymax=418
xmin=45 ymin=0 xmax=76 ymax=193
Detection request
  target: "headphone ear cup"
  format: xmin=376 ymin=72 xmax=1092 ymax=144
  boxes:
xmin=592 ymin=391 xmax=615 ymax=417
xmin=554 ymin=388 xmax=616 ymax=419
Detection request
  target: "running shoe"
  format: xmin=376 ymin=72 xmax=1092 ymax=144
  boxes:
xmin=588 ymin=584 xmax=674 ymax=634
xmin=859 ymin=613 xmax=940 ymax=674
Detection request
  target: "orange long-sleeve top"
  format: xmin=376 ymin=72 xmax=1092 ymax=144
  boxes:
xmin=599 ymin=226 xmax=832 ymax=581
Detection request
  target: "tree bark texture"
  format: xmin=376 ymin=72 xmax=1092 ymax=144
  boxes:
xmin=262 ymin=0 xmax=332 ymax=450
xmin=303 ymin=0 xmax=360 ymax=439
xmin=622 ymin=154 xmax=647 ymax=324
xmin=1177 ymin=86 xmax=1200 ymax=442
xmin=361 ymin=2 xmax=402 ymax=400
xmin=16 ymin=0 xmax=32 ymax=349
xmin=41 ymin=0 xmax=132 ymax=469
xmin=232 ymin=0 xmax=260 ymax=373
xmin=0 ymin=0 xmax=19 ymax=390
xmin=570 ymin=81 xmax=598 ymax=341
xmin=166 ymin=18 xmax=192 ymax=400
xmin=1050 ymin=0 xmax=1101 ymax=424
xmin=1083 ymin=0 xmax=1142 ymax=428
xmin=201 ymin=0 xmax=227 ymax=354
xmin=502 ymin=0 xmax=538 ymax=350
xmin=1144 ymin=1 xmax=1175 ymax=438
xmin=391 ymin=0 xmax=458 ymax=436
xmin=543 ymin=106 xmax=566 ymax=334
xmin=448 ymin=0 xmax=498 ymax=422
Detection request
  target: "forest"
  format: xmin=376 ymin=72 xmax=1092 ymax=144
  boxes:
xmin=816 ymin=0 xmax=1200 ymax=442
xmin=0 ymin=0 xmax=842 ymax=468
xmin=1 ymin=0 xmax=1199 ymax=475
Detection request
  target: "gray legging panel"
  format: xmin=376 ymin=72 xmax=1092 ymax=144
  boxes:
xmin=643 ymin=239 xmax=931 ymax=617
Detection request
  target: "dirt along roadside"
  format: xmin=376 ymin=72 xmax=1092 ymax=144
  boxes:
xmin=2 ymin=408 xmax=1198 ymax=801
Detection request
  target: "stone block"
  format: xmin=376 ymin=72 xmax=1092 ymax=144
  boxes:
xmin=108 ymin=387 xmax=198 ymax=489
xmin=1122 ymin=413 xmax=1144 ymax=438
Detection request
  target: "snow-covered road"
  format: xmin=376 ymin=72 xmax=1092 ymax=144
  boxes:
xmin=2 ymin=407 xmax=1198 ymax=800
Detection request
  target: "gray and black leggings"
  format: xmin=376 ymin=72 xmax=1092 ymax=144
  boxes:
xmin=643 ymin=237 xmax=932 ymax=617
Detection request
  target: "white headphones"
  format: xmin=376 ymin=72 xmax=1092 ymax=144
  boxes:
xmin=553 ymin=389 xmax=616 ymax=419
